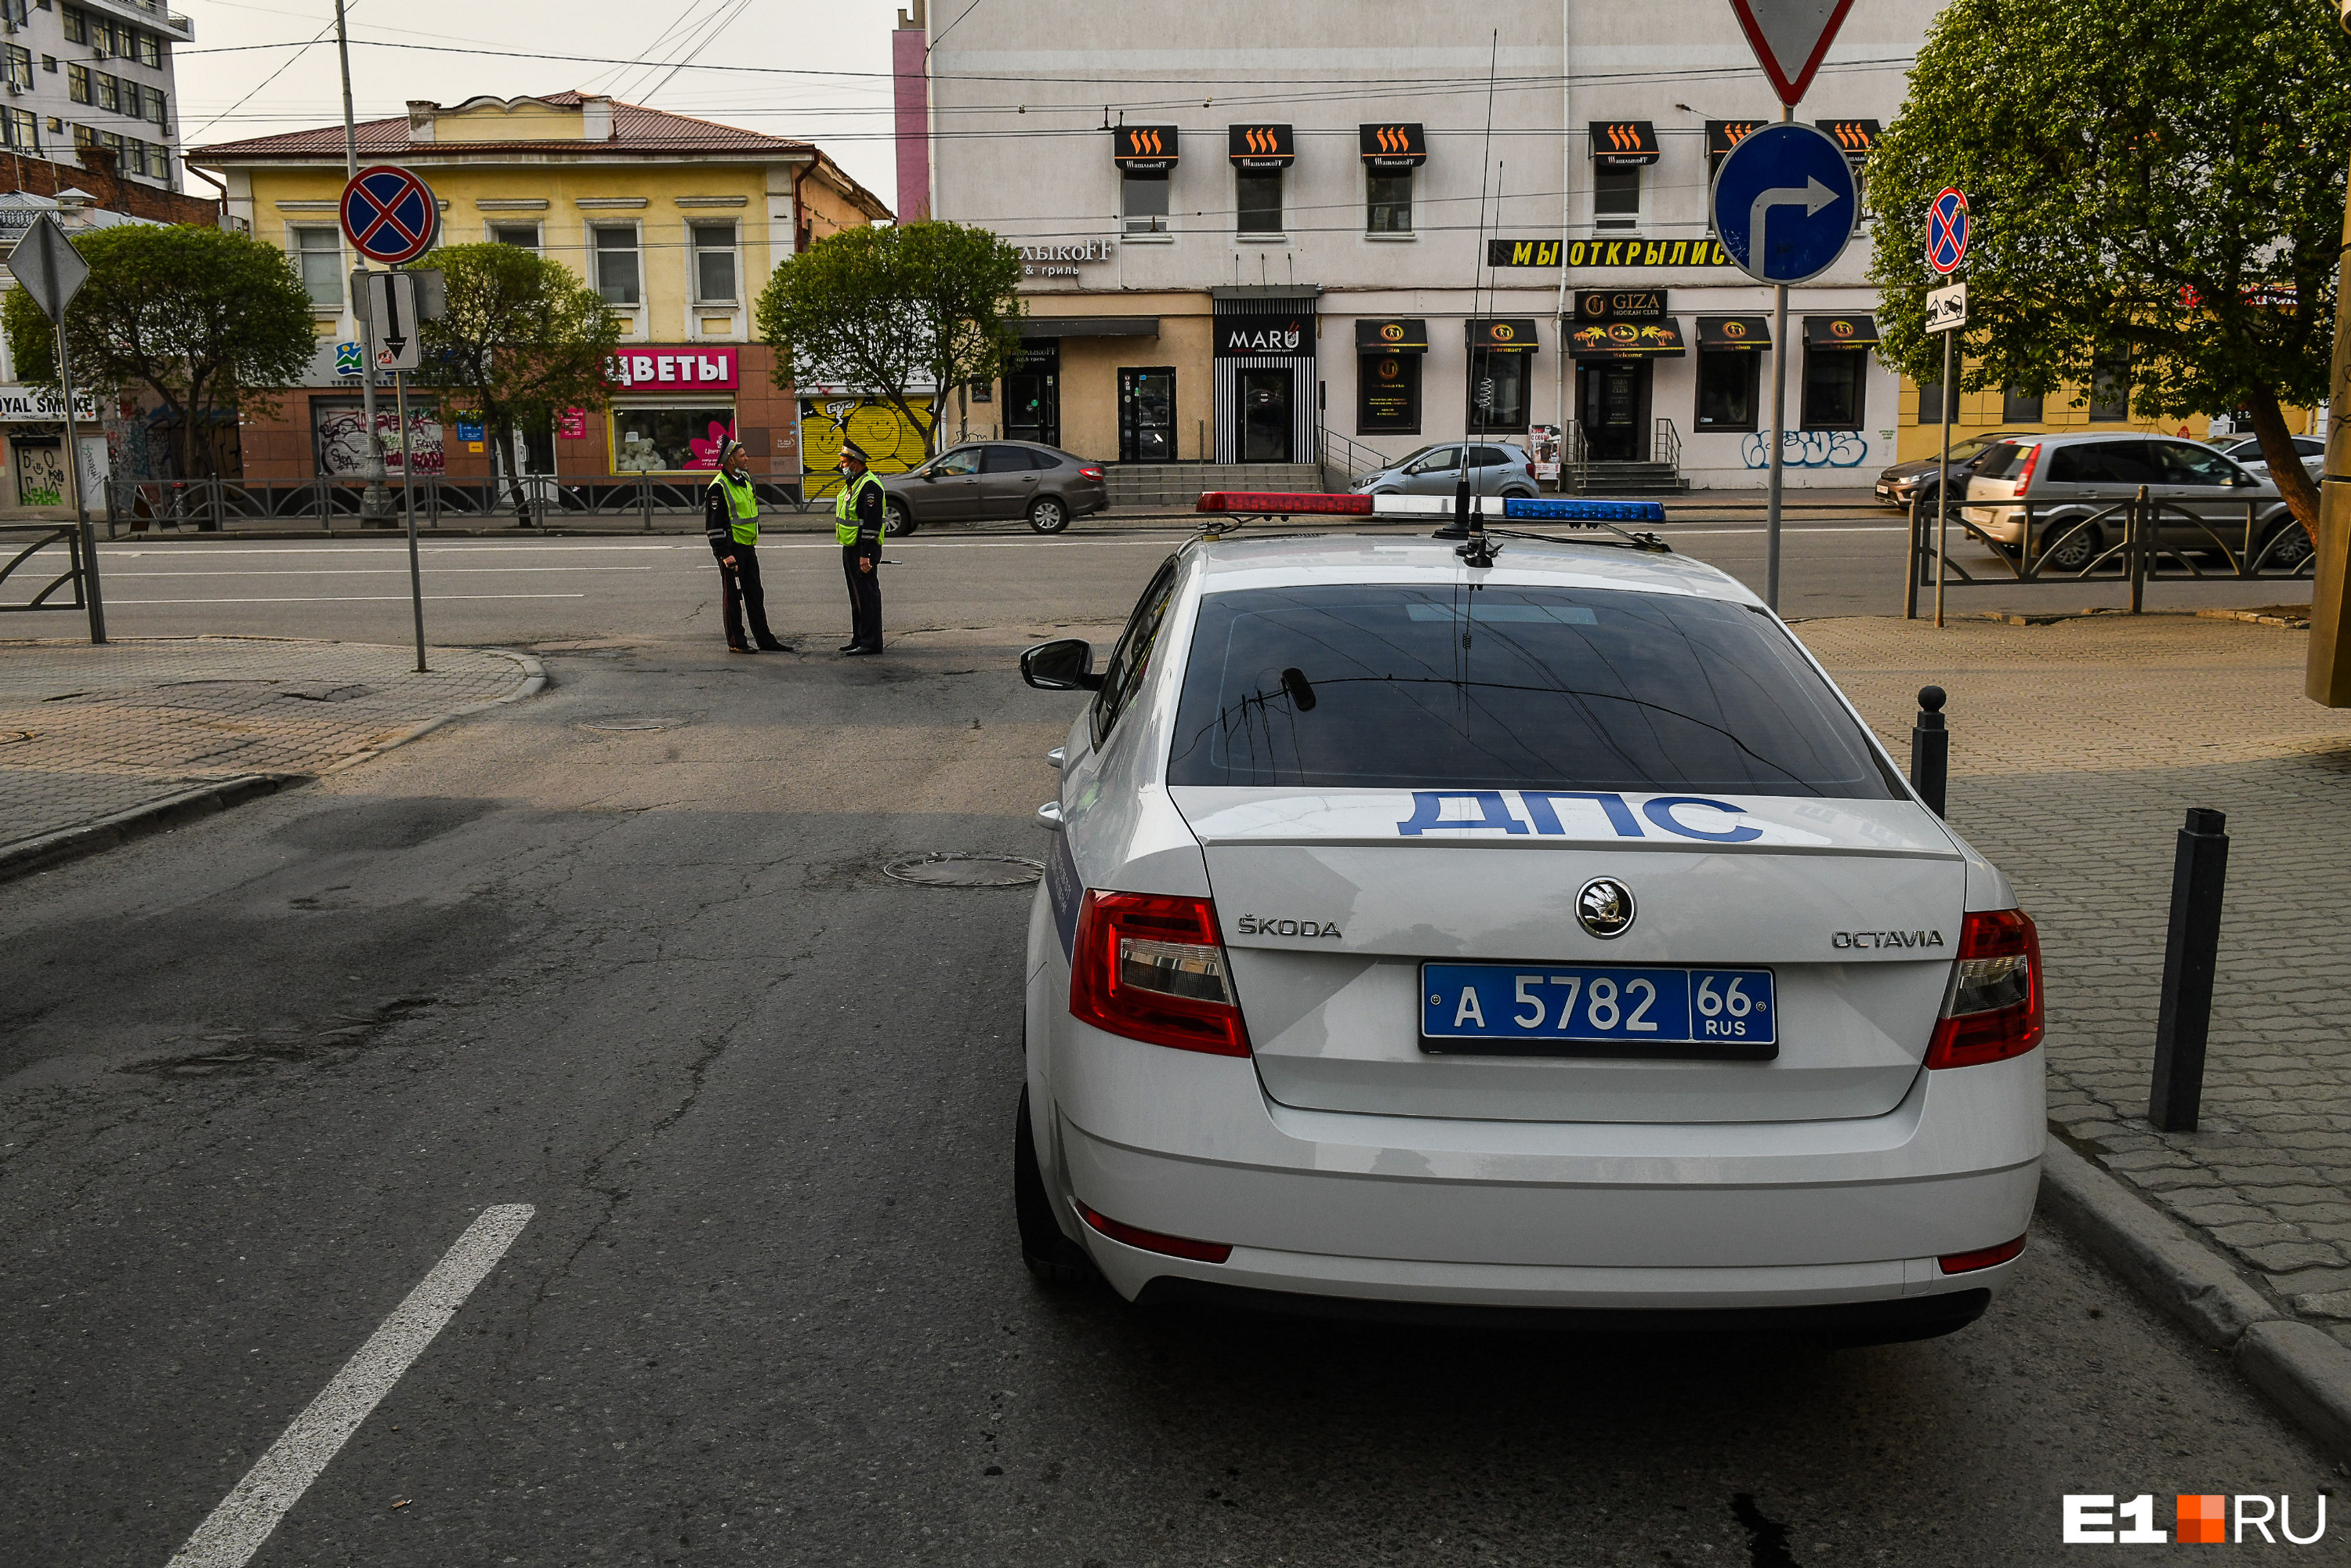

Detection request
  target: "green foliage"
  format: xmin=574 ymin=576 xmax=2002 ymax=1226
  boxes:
xmin=0 ymin=222 xmax=315 ymax=477
xmin=413 ymin=243 xmax=621 ymax=500
xmin=1867 ymin=0 xmax=2351 ymax=523
xmin=755 ymin=221 xmax=1024 ymax=458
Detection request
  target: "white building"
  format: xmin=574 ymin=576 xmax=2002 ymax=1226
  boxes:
xmin=913 ymin=0 xmax=1933 ymax=489
xmin=0 ymin=0 xmax=191 ymax=194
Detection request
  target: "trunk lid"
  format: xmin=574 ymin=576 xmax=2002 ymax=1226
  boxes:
xmin=1177 ymin=787 xmax=1964 ymax=1124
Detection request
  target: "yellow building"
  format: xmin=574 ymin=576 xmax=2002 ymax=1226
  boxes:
xmin=1893 ymin=366 xmax=2323 ymax=463
xmin=187 ymin=92 xmax=889 ymax=487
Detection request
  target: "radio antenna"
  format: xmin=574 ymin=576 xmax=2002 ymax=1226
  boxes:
xmin=1443 ymin=29 xmax=1503 ymax=567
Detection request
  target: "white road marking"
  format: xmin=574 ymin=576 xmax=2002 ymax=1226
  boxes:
xmin=164 ymin=1204 xmax=534 ymax=1568
xmin=101 ymin=593 xmax=589 ymax=605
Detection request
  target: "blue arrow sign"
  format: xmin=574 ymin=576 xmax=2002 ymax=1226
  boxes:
xmin=1709 ymin=121 xmax=1859 ymax=285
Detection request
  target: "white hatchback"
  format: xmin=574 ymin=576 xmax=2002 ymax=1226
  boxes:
xmin=1016 ymin=532 xmax=2043 ymax=1342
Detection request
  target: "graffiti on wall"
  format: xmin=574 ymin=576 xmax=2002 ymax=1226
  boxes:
xmin=1741 ymin=430 xmax=1868 ymax=469
xmin=15 ymin=440 xmax=63 ymax=506
xmin=797 ymin=396 xmax=934 ymax=502
xmin=316 ymin=406 xmax=446 ymax=477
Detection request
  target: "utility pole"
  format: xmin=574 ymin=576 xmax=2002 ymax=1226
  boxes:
xmin=335 ymin=0 xmax=389 ymax=524
xmin=2309 ymin=0 xmax=2351 ymax=705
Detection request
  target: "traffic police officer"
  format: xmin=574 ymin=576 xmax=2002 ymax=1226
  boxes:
xmin=836 ymin=440 xmax=887 ymax=655
xmin=705 ymin=439 xmax=788 ymax=654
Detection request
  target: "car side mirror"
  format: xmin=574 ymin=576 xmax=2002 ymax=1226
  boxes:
xmin=1021 ymin=638 xmax=1103 ymax=691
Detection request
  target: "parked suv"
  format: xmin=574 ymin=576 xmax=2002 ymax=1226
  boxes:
xmin=1351 ymin=443 xmax=1539 ymax=500
xmin=1875 ymin=431 xmax=2031 ymax=508
xmin=2217 ymin=435 xmax=2323 ymax=485
xmin=879 ymin=441 xmax=1107 ymax=534
xmin=1960 ymin=432 xmax=2309 ymax=571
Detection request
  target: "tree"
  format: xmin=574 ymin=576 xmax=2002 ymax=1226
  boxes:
xmin=755 ymin=221 xmax=1024 ymax=460
xmin=413 ymin=243 xmax=620 ymax=520
xmin=1867 ymin=0 xmax=2351 ymax=530
xmin=1 ymin=223 xmax=314 ymax=480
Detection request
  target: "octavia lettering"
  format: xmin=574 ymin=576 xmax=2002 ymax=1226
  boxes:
xmin=1833 ymin=930 xmax=1947 ymax=950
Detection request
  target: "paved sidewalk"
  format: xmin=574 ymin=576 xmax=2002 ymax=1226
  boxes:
xmin=0 ymin=636 xmax=539 ymax=862
xmin=1802 ymin=613 xmax=2351 ymax=1345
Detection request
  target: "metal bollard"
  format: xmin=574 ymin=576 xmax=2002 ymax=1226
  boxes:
xmin=1910 ymin=686 xmax=1948 ymax=817
xmin=2147 ymin=808 xmax=2231 ymax=1132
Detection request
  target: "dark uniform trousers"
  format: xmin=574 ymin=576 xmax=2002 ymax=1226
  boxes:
xmin=718 ymin=544 xmax=779 ymax=650
xmin=842 ymin=543 xmax=882 ymax=650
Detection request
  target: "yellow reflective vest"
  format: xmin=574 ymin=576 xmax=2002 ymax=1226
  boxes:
xmin=835 ymin=470 xmax=886 ymax=545
xmin=711 ymin=470 xmax=759 ymax=547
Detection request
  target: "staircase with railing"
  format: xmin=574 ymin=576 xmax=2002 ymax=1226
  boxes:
xmin=1314 ymin=426 xmax=1388 ymax=493
xmin=1557 ymin=416 xmax=1688 ymax=496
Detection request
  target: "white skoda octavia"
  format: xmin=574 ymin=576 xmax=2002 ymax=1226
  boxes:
xmin=1016 ymin=531 xmax=2043 ymax=1341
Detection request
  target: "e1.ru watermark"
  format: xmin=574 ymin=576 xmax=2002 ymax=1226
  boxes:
xmin=2064 ymin=1494 xmax=2328 ymax=1544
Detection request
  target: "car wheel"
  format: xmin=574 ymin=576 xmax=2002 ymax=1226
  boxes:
xmin=2037 ymin=516 xmax=2101 ymax=572
xmin=2259 ymin=516 xmax=2317 ymax=571
xmin=886 ymin=500 xmax=917 ymax=538
xmin=1501 ymin=487 xmax=1534 ymax=501
xmin=1015 ymin=1085 xmax=1096 ymax=1286
xmin=1027 ymin=496 xmax=1071 ymax=534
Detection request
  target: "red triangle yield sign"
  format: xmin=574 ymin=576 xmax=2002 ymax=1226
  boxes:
xmin=1728 ymin=0 xmax=1857 ymax=106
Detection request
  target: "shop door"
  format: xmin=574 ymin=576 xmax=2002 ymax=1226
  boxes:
xmin=1118 ymin=368 xmax=1176 ymax=462
xmin=1005 ymin=346 xmax=1060 ymax=448
xmin=1237 ymin=368 xmax=1294 ymax=463
xmin=1579 ymin=361 xmax=1648 ymax=462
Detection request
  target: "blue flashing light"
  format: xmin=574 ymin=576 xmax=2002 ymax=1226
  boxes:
xmin=1502 ymin=497 xmax=1669 ymax=524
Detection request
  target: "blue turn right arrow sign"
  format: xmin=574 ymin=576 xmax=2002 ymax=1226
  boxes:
xmin=1709 ymin=121 xmax=1859 ymax=285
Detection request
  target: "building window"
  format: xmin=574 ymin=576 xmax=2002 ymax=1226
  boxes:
xmin=1916 ymin=379 xmax=1946 ymax=425
xmin=1593 ymin=165 xmax=1641 ymax=231
xmin=1357 ymin=353 xmax=1421 ymax=434
xmin=2088 ymin=357 xmax=2128 ymax=421
xmin=610 ymin=405 xmax=736 ymax=473
xmin=2 ymin=107 xmax=37 ymax=153
xmin=2 ymin=45 xmax=28 ymax=89
xmin=60 ymin=7 xmax=85 ymax=45
xmin=1802 ymin=348 xmax=1867 ymax=429
xmin=1122 ymin=173 xmax=1169 ymax=236
xmin=490 ymin=223 xmax=540 ymax=251
xmin=1366 ymin=169 xmax=1412 ymax=234
xmin=691 ymin=220 xmax=738 ymax=302
xmin=42 ymin=56 xmax=56 ymax=74
xmin=1237 ymin=169 xmax=1282 ymax=234
xmin=65 ymin=62 xmax=87 ymax=103
xmin=1696 ymin=350 xmax=1762 ymax=432
xmin=1468 ymin=353 xmax=1530 ymax=433
xmin=95 ymin=71 xmax=118 ymax=114
xmin=2001 ymin=384 xmax=2045 ymax=424
xmin=292 ymin=226 xmax=342 ymax=310
xmin=140 ymin=32 xmax=161 ymax=68
xmin=593 ymin=224 xmax=641 ymax=306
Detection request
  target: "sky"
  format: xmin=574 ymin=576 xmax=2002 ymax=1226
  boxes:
xmin=172 ymin=0 xmax=907 ymax=202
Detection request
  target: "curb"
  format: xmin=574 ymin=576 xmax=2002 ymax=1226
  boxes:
xmin=0 ymin=648 xmax=548 ymax=882
xmin=2040 ymin=1136 xmax=2351 ymax=1463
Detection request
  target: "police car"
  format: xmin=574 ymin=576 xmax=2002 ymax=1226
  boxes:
xmin=1016 ymin=523 xmax=2043 ymax=1342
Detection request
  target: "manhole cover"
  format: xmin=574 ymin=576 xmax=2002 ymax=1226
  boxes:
xmin=883 ymin=853 xmax=1043 ymax=889
xmin=580 ymin=715 xmax=688 ymax=732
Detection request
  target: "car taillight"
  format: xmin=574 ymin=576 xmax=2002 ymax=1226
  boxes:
xmin=1938 ymin=1234 xmax=2026 ymax=1274
xmin=1079 ymin=1204 xmax=1233 ymax=1263
xmin=1070 ymin=890 xmax=1251 ymax=1056
xmin=1523 ymin=463 xmax=1537 ymax=479
xmin=2012 ymin=444 xmax=2043 ymax=496
xmin=1925 ymin=908 xmax=2044 ymax=1069
xmin=1080 ymin=465 xmax=1104 ymax=480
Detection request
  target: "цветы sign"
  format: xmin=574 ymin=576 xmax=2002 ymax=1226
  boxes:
xmin=607 ymin=348 xmax=739 ymax=390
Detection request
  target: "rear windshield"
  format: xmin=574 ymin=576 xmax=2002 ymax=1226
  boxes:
xmin=1168 ymin=584 xmax=1897 ymax=797
xmin=1976 ymin=442 xmax=2035 ymax=480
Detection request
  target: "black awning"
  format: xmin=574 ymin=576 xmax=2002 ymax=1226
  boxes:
xmin=1590 ymin=121 xmax=1661 ymax=167
xmin=1815 ymin=119 xmax=1882 ymax=160
xmin=1113 ymin=125 xmax=1179 ymax=174
xmin=1705 ymin=120 xmax=1767 ymax=156
xmin=1467 ymin=318 xmax=1541 ymax=354
xmin=1228 ymin=124 xmax=1295 ymax=169
xmin=1568 ymin=319 xmax=1686 ymax=359
xmin=1360 ymin=122 xmax=1427 ymax=168
xmin=1016 ymin=317 xmax=1161 ymax=339
xmin=1696 ymin=315 xmax=1773 ymax=350
xmin=1804 ymin=314 xmax=1880 ymax=347
xmin=1354 ymin=318 xmax=1429 ymax=353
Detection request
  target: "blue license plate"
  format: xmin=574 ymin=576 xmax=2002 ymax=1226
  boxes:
xmin=1420 ymin=963 xmax=1777 ymax=1059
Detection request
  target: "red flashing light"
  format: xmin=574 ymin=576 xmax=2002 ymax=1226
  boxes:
xmin=1070 ymin=889 xmax=1252 ymax=1056
xmin=1925 ymin=909 xmax=2044 ymax=1070
xmin=1196 ymin=491 xmax=1374 ymax=516
xmin=1937 ymin=1233 xmax=2027 ymax=1274
xmin=1079 ymin=1204 xmax=1234 ymax=1263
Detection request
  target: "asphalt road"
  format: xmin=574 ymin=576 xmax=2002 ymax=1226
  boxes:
xmin=2 ymin=599 xmax=2342 ymax=1566
xmin=0 ymin=505 xmax=2313 ymax=649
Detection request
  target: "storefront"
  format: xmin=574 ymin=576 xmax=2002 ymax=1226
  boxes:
xmin=1212 ymin=289 xmax=1317 ymax=464
xmin=1565 ymin=292 xmax=1684 ymax=461
xmin=1353 ymin=318 xmax=1427 ymax=436
xmin=1465 ymin=317 xmax=1541 ymax=439
xmin=606 ymin=347 xmax=741 ymax=474
xmin=1692 ymin=315 xmax=1773 ymax=434
xmin=1800 ymin=314 xmax=1878 ymax=432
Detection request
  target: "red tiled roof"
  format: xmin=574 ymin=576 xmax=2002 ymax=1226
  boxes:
xmin=187 ymin=93 xmax=818 ymax=162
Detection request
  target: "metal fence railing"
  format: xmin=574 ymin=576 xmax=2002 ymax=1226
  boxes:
xmin=100 ymin=476 xmax=813 ymax=535
xmin=0 ymin=522 xmax=85 ymax=612
xmin=1907 ymin=486 xmax=2317 ymax=618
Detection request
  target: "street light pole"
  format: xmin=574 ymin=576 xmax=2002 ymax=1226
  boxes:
xmin=334 ymin=0 xmax=389 ymax=525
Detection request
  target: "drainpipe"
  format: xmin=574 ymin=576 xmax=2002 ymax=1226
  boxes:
xmin=1552 ymin=0 xmax=1572 ymax=490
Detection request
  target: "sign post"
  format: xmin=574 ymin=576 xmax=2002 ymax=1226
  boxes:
xmin=340 ymin=162 xmax=438 ymax=531
xmin=7 ymin=213 xmax=102 ymax=645
xmin=356 ymin=266 xmax=441 ymax=673
xmin=1710 ymin=121 xmax=1860 ymax=612
xmin=1920 ymin=187 xmax=1972 ymax=627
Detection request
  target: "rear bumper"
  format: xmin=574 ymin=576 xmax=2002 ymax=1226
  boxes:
xmin=1046 ymin=1027 xmax=2041 ymax=1313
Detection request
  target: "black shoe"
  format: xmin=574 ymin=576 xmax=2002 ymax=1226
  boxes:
xmin=842 ymin=643 xmax=883 ymax=657
xmin=756 ymin=640 xmax=792 ymax=652
xmin=727 ymin=643 xmax=757 ymax=654
xmin=838 ymin=641 xmax=862 ymax=653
